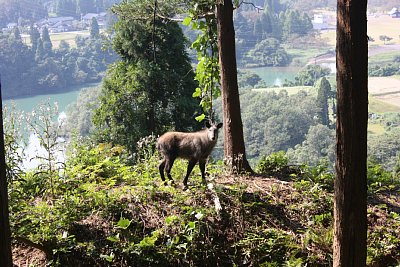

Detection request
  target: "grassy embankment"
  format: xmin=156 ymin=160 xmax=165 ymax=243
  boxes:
xmin=11 ymin=143 xmax=400 ymax=266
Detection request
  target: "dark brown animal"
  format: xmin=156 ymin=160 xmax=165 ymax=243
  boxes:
xmin=157 ymin=122 xmax=223 ymax=187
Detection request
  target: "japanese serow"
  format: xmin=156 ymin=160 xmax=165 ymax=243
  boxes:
xmin=157 ymin=121 xmax=223 ymax=188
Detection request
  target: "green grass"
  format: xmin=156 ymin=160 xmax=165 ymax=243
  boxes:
xmin=369 ymin=95 xmax=400 ymax=113
xmin=22 ymin=30 xmax=90 ymax=48
xmin=8 ymin=128 xmax=400 ymax=266
xmin=368 ymin=123 xmax=385 ymax=135
xmin=286 ymin=47 xmax=334 ymax=65
xmin=321 ymin=15 xmax=400 ymax=46
xmin=51 ymin=31 xmax=90 ymax=48
xmin=319 ymin=30 xmax=336 ymax=46
xmin=369 ymin=51 xmax=400 ymax=64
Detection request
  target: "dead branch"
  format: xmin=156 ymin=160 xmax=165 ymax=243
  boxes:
xmin=238 ymin=1 xmax=264 ymax=11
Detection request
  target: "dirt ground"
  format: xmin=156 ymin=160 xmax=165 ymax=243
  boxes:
xmin=12 ymin=244 xmax=47 ymax=267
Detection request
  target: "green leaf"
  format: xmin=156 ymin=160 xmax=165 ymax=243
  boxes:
xmin=187 ymin=221 xmax=196 ymax=230
xmin=177 ymin=243 xmax=187 ymax=250
xmin=191 ymin=21 xmax=199 ymax=30
xmin=117 ymin=217 xmax=131 ymax=229
xmin=107 ymin=233 xmax=120 ymax=242
xmin=182 ymin=17 xmax=192 ymax=26
xmin=199 ymin=21 xmax=207 ymax=30
xmin=192 ymin=87 xmax=202 ymax=97
xmin=165 ymin=215 xmax=178 ymax=225
xmin=100 ymin=252 xmax=115 ymax=262
xmin=195 ymin=114 xmax=206 ymax=122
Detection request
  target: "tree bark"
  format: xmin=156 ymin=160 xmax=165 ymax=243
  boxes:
xmin=0 ymin=77 xmax=13 ymax=267
xmin=334 ymin=0 xmax=368 ymax=266
xmin=216 ymin=0 xmax=252 ymax=173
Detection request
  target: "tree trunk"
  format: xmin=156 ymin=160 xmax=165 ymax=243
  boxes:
xmin=334 ymin=0 xmax=368 ymax=266
xmin=0 ymin=78 xmax=13 ymax=267
xmin=216 ymin=0 xmax=252 ymax=173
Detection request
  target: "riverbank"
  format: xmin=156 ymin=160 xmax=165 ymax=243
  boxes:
xmin=3 ymin=83 xmax=101 ymax=114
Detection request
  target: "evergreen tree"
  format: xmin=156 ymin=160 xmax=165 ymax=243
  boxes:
xmin=316 ymin=77 xmax=331 ymax=126
xmin=282 ymin=10 xmax=300 ymax=38
xmin=94 ymin=0 xmax=105 ymax=13
xmin=58 ymin=40 xmax=70 ymax=53
xmin=76 ymin=0 xmax=95 ymax=16
xmin=41 ymin=27 xmax=52 ymax=56
xmin=261 ymin=11 xmax=273 ymax=36
xmin=0 ymin=30 xmax=35 ymax=97
xmin=264 ymin=0 xmax=284 ymax=13
xmin=90 ymin=17 xmax=100 ymax=38
xmin=299 ymin=13 xmax=313 ymax=35
xmin=93 ymin=4 xmax=199 ymax=153
xmin=56 ymin=0 xmax=76 ymax=17
xmin=35 ymin=38 xmax=44 ymax=61
xmin=29 ymin=26 xmax=40 ymax=53
xmin=253 ymin=18 xmax=263 ymax=42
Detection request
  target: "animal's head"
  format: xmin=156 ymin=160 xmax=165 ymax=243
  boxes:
xmin=205 ymin=121 xmax=223 ymax=141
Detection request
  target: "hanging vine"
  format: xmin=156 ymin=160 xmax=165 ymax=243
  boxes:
xmin=183 ymin=6 xmax=220 ymax=123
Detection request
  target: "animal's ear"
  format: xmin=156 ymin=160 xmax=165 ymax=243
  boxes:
xmin=205 ymin=120 xmax=211 ymax=128
xmin=217 ymin=122 xmax=223 ymax=129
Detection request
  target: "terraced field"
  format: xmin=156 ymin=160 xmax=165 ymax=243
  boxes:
xmin=369 ymin=76 xmax=400 ymax=112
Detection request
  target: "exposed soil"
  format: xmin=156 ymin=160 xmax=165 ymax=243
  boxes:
xmin=12 ymin=244 xmax=47 ymax=267
xmin=369 ymin=76 xmax=400 ymax=107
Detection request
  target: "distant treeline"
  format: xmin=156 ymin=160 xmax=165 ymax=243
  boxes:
xmin=0 ymin=26 xmax=116 ymax=99
xmin=182 ymin=0 xmax=315 ymax=68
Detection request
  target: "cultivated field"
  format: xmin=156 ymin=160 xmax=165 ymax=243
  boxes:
xmin=320 ymin=13 xmax=400 ymax=46
xmin=22 ymin=30 xmax=90 ymax=48
xmin=369 ymin=76 xmax=400 ymax=112
xmin=50 ymin=31 xmax=90 ymax=48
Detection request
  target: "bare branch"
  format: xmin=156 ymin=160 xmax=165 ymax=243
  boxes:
xmin=238 ymin=1 xmax=264 ymax=11
xmin=155 ymin=13 xmax=185 ymax=22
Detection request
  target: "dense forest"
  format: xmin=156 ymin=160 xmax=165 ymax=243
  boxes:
xmin=0 ymin=0 xmax=119 ymax=27
xmin=0 ymin=0 xmax=318 ymax=99
xmin=0 ymin=22 xmax=116 ymax=99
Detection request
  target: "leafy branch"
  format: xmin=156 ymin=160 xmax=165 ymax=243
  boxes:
xmin=183 ymin=8 xmax=220 ymax=122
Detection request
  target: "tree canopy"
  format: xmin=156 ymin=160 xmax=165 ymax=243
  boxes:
xmin=93 ymin=1 xmax=199 ymax=153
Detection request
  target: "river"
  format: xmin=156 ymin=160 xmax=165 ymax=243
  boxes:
xmin=243 ymin=66 xmax=300 ymax=86
xmin=1 ymin=66 xmax=302 ymax=169
xmin=3 ymin=87 xmax=96 ymax=114
xmin=3 ymin=84 xmax=100 ymax=169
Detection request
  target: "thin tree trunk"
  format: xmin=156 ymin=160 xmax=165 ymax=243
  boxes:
xmin=216 ymin=0 xmax=252 ymax=173
xmin=0 ymin=77 xmax=13 ymax=267
xmin=334 ymin=0 xmax=368 ymax=266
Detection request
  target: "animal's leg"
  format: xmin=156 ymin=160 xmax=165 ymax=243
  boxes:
xmin=159 ymin=159 xmax=166 ymax=183
xmin=199 ymin=159 xmax=207 ymax=185
xmin=183 ymin=159 xmax=197 ymax=188
xmin=165 ymin=157 xmax=176 ymax=184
